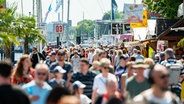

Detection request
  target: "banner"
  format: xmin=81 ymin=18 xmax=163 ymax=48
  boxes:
xmin=130 ymin=10 xmax=148 ymax=28
xmin=124 ymin=4 xmax=143 ymax=23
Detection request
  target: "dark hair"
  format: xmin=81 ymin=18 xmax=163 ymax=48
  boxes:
xmin=107 ymin=97 xmax=125 ymax=104
xmin=80 ymin=58 xmax=89 ymax=65
xmin=0 ymin=60 xmax=13 ymax=78
xmin=46 ymin=87 xmax=71 ymax=104
xmin=130 ymin=56 xmax=136 ymax=61
xmin=98 ymin=50 xmax=105 ymax=57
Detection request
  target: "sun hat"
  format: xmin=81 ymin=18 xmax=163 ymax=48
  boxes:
xmin=73 ymin=81 xmax=86 ymax=89
xmin=132 ymin=59 xmax=149 ymax=69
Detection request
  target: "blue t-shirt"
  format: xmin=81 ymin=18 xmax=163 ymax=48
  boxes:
xmin=48 ymin=78 xmax=65 ymax=88
xmin=115 ymin=66 xmax=127 ymax=89
xmin=23 ymin=81 xmax=52 ymax=104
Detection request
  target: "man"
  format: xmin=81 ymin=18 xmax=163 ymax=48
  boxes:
xmin=98 ymin=50 xmax=106 ymax=61
xmin=70 ymin=58 xmax=96 ymax=99
xmin=92 ymin=58 xmax=117 ymax=104
xmin=134 ymin=64 xmax=180 ymax=104
xmin=88 ymin=48 xmax=95 ymax=66
xmin=71 ymin=51 xmax=80 ymax=73
xmin=136 ymin=50 xmax=144 ymax=60
xmin=126 ymin=59 xmax=150 ymax=99
xmin=30 ymin=47 xmax=46 ymax=68
xmin=159 ymin=52 xmax=165 ymax=64
xmin=23 ymin=63 xmax=52 ymax=104
xmin=45 ymin=51 xmax=57 ymax=67
xmin=0 ymin=60 xmax=30 ymax=104
xmin=115 ymin=55 xmax=128 ymax=90
xmin=50 ymin=49 xmax=73 ymax=87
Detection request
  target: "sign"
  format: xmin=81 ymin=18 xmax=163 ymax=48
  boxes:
xmin=55 ymin=24 xmax=63 ymax=34
xmin=124 ymin=4 xmax=144 ymax=23
xmin=124 ymin=24 xmax=130 ymax=31
xmin=130 ymin=10 xmax=148 ymax=28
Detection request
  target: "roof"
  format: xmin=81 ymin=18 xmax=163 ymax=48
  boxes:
xmin=157 ymin=19 xmax=184 ymax=40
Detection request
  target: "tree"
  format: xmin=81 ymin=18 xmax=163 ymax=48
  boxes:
xmin=144 ymin=0 xmax=182 ymax=18
xmin=0 ymin=5 xmax=19 ymax=58
xmin=178 ymin=38 xmax=184 ymax=48
xmin=16 ymin=16 xmax=46 ymax=54
xmin=102 ymin=11 xmax=124 ymax=20
xmin=76 ymin=20 xmax=95 ymax=37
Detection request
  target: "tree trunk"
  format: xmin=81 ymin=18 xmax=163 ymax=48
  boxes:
xmin=4 ymin=46 xmax=11 ymax=59
xmin=24 ymin=36 xmax=29 ymax=54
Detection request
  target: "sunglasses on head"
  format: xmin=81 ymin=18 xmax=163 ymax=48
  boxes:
xmin=37 ymin=72 xmax=47 ymax=76
xmin=160 ymin=74 xmax=169 ymax=79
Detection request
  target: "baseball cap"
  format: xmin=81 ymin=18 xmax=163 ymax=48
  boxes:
xmin=120 ymin=55 xmax=128 ymax=60
xmin=49 ymin=51 xmax=56 ymax=56
xmin=53 ymin=66 xmax=66 ymax=73
xmin=73 ymin=81 xmax=86 ymax=89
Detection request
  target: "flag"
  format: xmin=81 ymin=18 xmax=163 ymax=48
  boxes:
xmin=55 ymin=0 xmax=62 ymax=12
xmin=112 ymin=0 xmax=118 ymax=11
xmin=43 ymin=3 xmax=52 ymax=23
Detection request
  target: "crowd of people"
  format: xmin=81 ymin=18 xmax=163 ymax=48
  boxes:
xmin=0 ymin=45 xmax=184 ymax=104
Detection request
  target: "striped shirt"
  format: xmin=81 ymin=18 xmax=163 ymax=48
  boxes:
xmin=70 ymin=71 xmax=96 ymax=98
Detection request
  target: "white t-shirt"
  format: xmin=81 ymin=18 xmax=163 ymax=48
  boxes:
xmin=93 ymin=73 xmax=116 ymax=95
xmin=88 ymin=52 xmax=93 ymax=65
xmin=134 ymin=89 xmax=180 ymax=104
xmin=71 ymin=55 xmax=80 ymax=72
xmin=80 ymin=94 xmax=91 ymax=104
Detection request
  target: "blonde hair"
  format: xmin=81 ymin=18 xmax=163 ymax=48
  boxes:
xmin=144 ymin=58 xmax=155 ymax=68
xmin=35 ymin=63 xmax=49 ymax=72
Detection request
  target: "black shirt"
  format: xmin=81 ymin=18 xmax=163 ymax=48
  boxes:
xmin=0 ymin=85 xmax=30 ymax=104
xmin=70 ymin=71 xmax=96 ymax=98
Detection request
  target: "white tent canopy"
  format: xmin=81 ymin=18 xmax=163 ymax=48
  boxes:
xmin=178 ymin=3 xmax=184 ymax=17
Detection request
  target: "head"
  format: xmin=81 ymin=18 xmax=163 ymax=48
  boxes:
xmin=90 ymin=61 xmax=100 ymax=71
xmin=98 ymin=50 xmax=106 ymax=61
xmin=100 ymin=58 xmax=111 ymax=74
xmin=120 ymin=55 xmax=128 ymax=66
xmin=46 ymin=87 xmax=79 ymax=104
xmin=53 ymin=66 xmax=66 ymax=79
xmin=126 ymin=61 xmax=134 ymax=73
xmin=133 ymin=49 xmax=138 ymax=54
xmin=49 ymin=51 xmax=56 ymax=61
xmin=32 ymin=47 xmax=37 ymax=53
xmin=117 ymin=50 xmax=123 ymax=56
xmin=164 ymin=48 xmax=175 ymax=60
xmin=132 ymin=59 xmax=149 ymax=76
xmin=0 ymin=60 xmax=13 ymax=85
xmin=57 ymin=50 xmax=66 ymax=62
xmin=109 ymin=49 xmax=114 ymax=55
xmin=159 ymin=52 xmax=165 ymax=61
xmin=73 ymin=51 xmax=78 ymax=57
xmin=130 ymin=56 xmax=136 ymax=62
xmin=72 ymin=81 xmax=86 ymax=95
xmin=14 ymin=55 xmax=31 ymax=79
xmin=34 ymin=63 xmax=49 ymax=84
xmin=144 ymin=58 xmax=155 ymax=69
xmin=106 ymin=78 xmax=118 ymax=96
xmin=148 ymin=64 xmax=169 ymax=91
xmin=79 ymin=58 xmax=90 ymax=71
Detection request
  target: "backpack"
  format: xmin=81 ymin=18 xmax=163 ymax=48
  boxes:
xmin=165 ymin=60 xmax=183 ymax=85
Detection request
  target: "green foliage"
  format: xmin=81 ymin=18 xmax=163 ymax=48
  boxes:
xmin=178 ymin=38 xmax=184 ymax=48
xmin=144 ymin=0 xmax=182 ymax=18
xmin=76 ymin=19 xmax=95 ymax=37
xmin=102 ymin=11 xmax=124 ymax=20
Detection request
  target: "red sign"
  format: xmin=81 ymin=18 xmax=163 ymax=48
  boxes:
xmin=55 ymin=24 xmax=63 ymax=33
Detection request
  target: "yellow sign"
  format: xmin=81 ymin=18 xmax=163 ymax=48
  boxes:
xmin=130 ymin=10 xmax=148 ymax=28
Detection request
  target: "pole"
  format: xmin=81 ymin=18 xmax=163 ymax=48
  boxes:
xmin=111 ymin=0 xmax=113 ymax=35
xmin=21 ymin=0 xmax=23 ymax=16
xmin=183 ymin=0 xmax=184 ymax=18
xmin=62 ymin=0 xmax=64 ymax=22
xmin=66 ymin=0 xmax=70 ymax=46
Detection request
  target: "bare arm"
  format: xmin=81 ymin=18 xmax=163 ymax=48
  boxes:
xmin=121 ymin=74 xmax=126 ymax=94
xmin=92 ymin=88 xmax=98 ymax=104
xmin=66 ymin=72 xmax=72 ymax=88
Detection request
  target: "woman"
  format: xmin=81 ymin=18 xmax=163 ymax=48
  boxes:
xmin=11 ymin=55 xmax=34 ymax=86
xmin=115 ymin=50 xmax=123 ymax=68
xmin=121 ymin=61 xmax=135 ymax=93
xmin=73 ymin=81 xmax=91 ymax=104
xmin=71 ymin=51 xmax=80 ymax=73
xmin=90 ymin=61 xmax=101 ymax=75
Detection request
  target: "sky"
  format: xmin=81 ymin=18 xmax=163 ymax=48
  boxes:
xmin=7 ymin=0 xmax=142 ymax=26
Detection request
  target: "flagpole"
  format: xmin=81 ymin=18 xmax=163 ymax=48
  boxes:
xmin=111 ymin=0 xmax=113 ymax=35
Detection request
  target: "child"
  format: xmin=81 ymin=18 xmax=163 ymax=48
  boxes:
xmin=49 ymin=66 xmax=66 ymax=88
xmin=73 ymin=81 xmax=91 ymax=104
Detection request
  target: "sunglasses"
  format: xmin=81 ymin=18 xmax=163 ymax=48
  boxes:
xmin=58 ymin=53 xmax=65 ymax=56
xmin=103 ymin=67 xmax=110 ymax=70
xmin=160 ymin=74 xmax=169 ymax=79
xmin=37 ymin=72 xmax=47 ymax=76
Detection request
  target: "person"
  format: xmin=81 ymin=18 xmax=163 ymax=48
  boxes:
xmin=30 ymin=47 xmax=46 ymax=68
xmin=159 ymin=52 xmax=165 ymax=64
xmin=154 ymin=54 xmax=160 ymax=64
xmin=70 ymin=58 xmax=96 ymax=99
xmin=109 ymin=49 xmax=116 ymax=67
xmin=126 ymin=59 xmax=150 ymax=99
xmin=121 ymin=61 xmax=135 ymax=93
xmin=0 ymin=60 xmax=30 ymax=104
xmin=23 ymin=63 xmax=52 ymax=104
xmin=98 ymin=50 xmax=106 ymax=61
xmin=115 ymin=55 xmax=128 ymax=90
xmin=92 ymin=58 xmax=116 ymax=104
xmin=80 ymin=48 xmax=85 ymax=58
xmin=94 ymin=78 xmax=123 ymax=104
xmin=135 ymin=50 xmax=144 ymax=60
xmin=50 ymin=49 xmax=73 ymax=87
xmin=71 ymin=51 xmax=80 ymax=73
xmin=73 ymin=81 xmax=91 ymax=104
xmin=11 ymin=55 xmax=34 ymax=86
xmin=143 ymin=58 xmax=155 ymax=78
xmin=115 ymin=50 xmax=123 ymax=68
xmin=45 ymin=51 xmax=57 ymax=67
xmin=90 ymin=61 xmax=101 ymax=75
xmin=134 ymin=64 xmax=180 ymax=104
xmin=49 ymin=66 xmax=66 ymax=88
xmin=88 ymin=48 xmax=95 ymax=66
xmin=46 ymin=87 xmax=80 ymax=104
